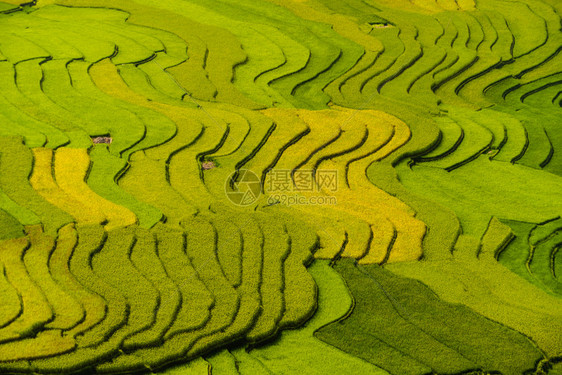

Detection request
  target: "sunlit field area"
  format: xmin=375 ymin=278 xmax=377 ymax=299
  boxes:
xmin=0 ymin=0 xmax=561 ymax=373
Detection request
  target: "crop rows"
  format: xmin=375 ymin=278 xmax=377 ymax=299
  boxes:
xmin=0 ymin=0 xmax=560 ymax=373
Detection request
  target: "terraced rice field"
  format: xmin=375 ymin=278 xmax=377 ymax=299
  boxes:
xmin=0 ymin=0 xmax=560 ymax=373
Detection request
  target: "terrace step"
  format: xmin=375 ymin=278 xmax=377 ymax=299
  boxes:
xmin=30 ymin=148 xmax=100 ymax=225
xmin=0 ymin=237 xmax=51 ymax=343
xmin=0 ymin=137 xmax=72 ymax=235
xmin=25 ymin=226 xmax=83 ymax=331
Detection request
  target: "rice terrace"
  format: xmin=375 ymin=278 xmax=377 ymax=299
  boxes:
xmin=0 ymin=0 xmax=561 ymax=373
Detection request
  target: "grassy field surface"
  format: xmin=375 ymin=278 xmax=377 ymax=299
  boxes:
xmin=0 ymin=0 xmax=560 ymax=373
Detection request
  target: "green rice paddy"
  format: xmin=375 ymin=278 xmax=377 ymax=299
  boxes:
xmin=0 ymin=0 xmax=560 ymax=373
